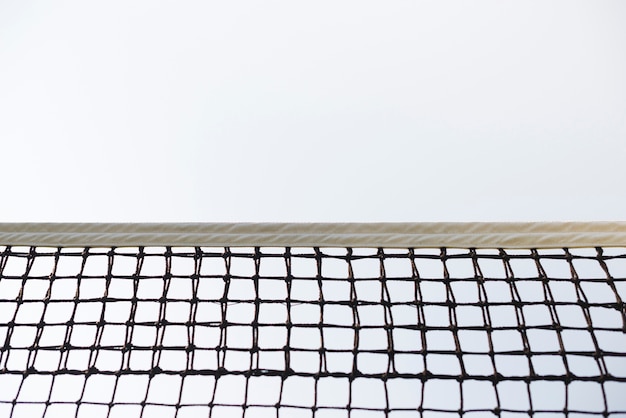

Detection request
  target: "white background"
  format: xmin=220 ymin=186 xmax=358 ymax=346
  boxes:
xmin=1 ymin=1 xmax=625 ymax=222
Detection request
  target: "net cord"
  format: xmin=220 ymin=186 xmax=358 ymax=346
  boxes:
xmin=1 ymin=222 xmax=625 ymax=248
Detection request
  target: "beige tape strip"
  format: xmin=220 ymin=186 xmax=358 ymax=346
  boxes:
xmin=0 ymin=222 xmax=625 ymax=248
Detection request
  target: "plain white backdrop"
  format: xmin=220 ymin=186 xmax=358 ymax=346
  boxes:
xmin=1 ymin=1 xmax=625 ymax=222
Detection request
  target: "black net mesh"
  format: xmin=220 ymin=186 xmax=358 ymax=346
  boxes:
xmin=0 ymin=245 xmax=625 ymax=418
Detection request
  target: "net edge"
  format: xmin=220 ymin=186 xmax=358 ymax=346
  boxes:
xmin=1 ymin=222 xmax=626 ymax=248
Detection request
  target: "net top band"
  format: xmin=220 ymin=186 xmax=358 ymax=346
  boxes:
xmin=0 ymin=222 xmax=625 ymax=248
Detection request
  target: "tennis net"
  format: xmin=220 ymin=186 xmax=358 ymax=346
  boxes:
xmin=0 ymin=223 xmax=625 ymax=417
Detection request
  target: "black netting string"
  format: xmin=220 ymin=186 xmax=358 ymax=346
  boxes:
xmin=0 ymin=245 xmax=625 ymax=417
